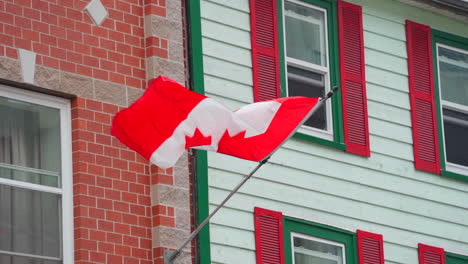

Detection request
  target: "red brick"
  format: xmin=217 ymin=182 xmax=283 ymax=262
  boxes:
xmin=67 ymin=29 xmax=83 ymax=42
xmin=129 ymin=162 xmax=145 ymax=173
xmin=97 ymin=197 xmax=113 ymax=209
xmin=124 ymin=34 xmax=140 ymax=47
xmin=5 ymin=25 xmax=21 ymax=37
xmin=88 ymin=164 xmax=105 ymax=176
xmin=109 ymin=9 xmax=124 ymax=21
xmin=32 ymin=0 xmax=48 ymax=12
xmin=139 ymin=238 xmax=151 ymax=249
xmin=123 ymin=13 xmax=139 ymax=25
xmin=147 ymin=47 xmax=168 ymax=58
xmin=84 ymin=34 xmax=99 ymax=46
xmin=88 ymin=186 xmax=105 ymax=197
xmin=75 ymin=228 xmax=89 ymax=239
xmin=93 ymin=26 xmax=108 ymax=38
xmin=75 ymin=249 xmax=89 ymax=261
xmin=50 ymin=25 xmax=66 ymax=38
xmin=103 ymin=103 xmax=119 ymax=114
xmin=75 ymin=217 xmax=98 ymax=229
xmin=57 ymin=0 xmax=74 ymax=8
xmin=115 ymin=223 xmax=131 ymax=235
xmin=104 ymin=167 xmax=121 ymax=179
xmin=83 ymin=55 xmax=99 ymax=67
xmin=130 ymin=204 xmax=145 ymax=216
xmin=6 ymin=3 xmax=23 ymax=15
xmin=115 ymin=245 xmax=131 ymax=256
xmin=67 ymin=51 xmax=83 ymax=63
xmin=110 ymin=72 xmax=126 ymax=85
xmin=113 ymin=180 xmax=129 ymax=191
xmin=76 ymin=65 xmax=93 ymax=77
xmin=0 ymin=12 xmax=13 ymax=24
xmin=123 ymin=235 xmax=138 ymax=247
xmin=105 ymin=189 xmax=121 ymax=200
xmin=101 ymin=19 xmax=115 ymax=30
xmin=41 ymin=34 xmax=57 ymax=46
xmin=58 ymin=16 xmax=75 ymax=30
xmin=75 ymin=194 xmax=97 ymax=207
xmin=132 ymin=5 xmax=143 ymax=16
xmin=89 ymin=207 xmax=106 ymax=219
xmin=123 ymin=213 xmax=138 ymax=225
xmin=5 ymin=47 xmax=18 ymax=58
xmin=75 ymin=21 xmax=91 ymax=34
xmin=15 ymin=0 xmax=31 ymax=7
xmin=67 ymin=8 xmax=83 ymax=20
xmin=93 ymin=68 xmax=109 ymax=80
xmin=14 ymin=37 xmax=32 ymax=50
xmin=99 ymin=242 xmax=115 ymax=254
xmin=15 ymin=16 xmax=32 ymax=29
xmin=145 ymin=5 xmax=166 ymax=17
xmin=117 ymin=63 xmax=132 ymax=75
xmin=101 ymin=60 xmax=116 ymax=71
xmin=107 ymin=233 xmax=123 ymax=244
xmin=161 ymin=39 xmax=167 ymax=49
xmin=50 ymin=47 xmax=66 ymax=59
xmin=74 ymin=205 xmax=89 ymax=217
xmin=121 ymin=171 xmax=137 ymax=182
xmin=122 ymin=192 xmax=137 ymax=203
xmin=72 ymin=161 xmax=87 ymax=173
xmin=90 ymin=252 xmax=106 ymax=263
xmin=116 ymin=22 xmax=131 ymax=34
xmin=98 ymin=220 xmax=114 ymax=232
xmin=96 ymin=134 xmax=112 ymax=145
xmin=114 ymin=201 xmax=130 ymax=213
xmin=138 ymin=195 xmax=150 ymax=206
xmin=74 ymin=173 xmax=96 ymax=185
xmin=50 ymin=4 xmax=66 ymax=16
xmin=32 ymin=21 xmax=49 ymax=34
xmin=75 ymin=43 xmax=91 ymax=55
xmin=22 ymin=8 xmax=39 ymax=21
xmin=41 ymin=13 xmax=58 ymax=25
xmin=75 ymin=238 xmax=98 ymax=251
xmin=113 ymin=159 xmax=129 ymax=170
xmin=60 ymin=60 xmax=76 ymax=72
xmin=108 ymin=255 xmax=123 ymax=264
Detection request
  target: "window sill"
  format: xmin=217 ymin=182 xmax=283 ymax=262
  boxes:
xmin=293 ymin=132 xmax=346 ymax=150
xmin=441 ymin=169 xmax=468 ymax=182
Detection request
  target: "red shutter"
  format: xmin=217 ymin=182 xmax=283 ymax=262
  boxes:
xmin=338 ymin=1 xmax=370 ymax=157
xmin=254 ymin=207 xmax=284 ymax=264
xmin=405 ymin=20 xmax=441 ymax=174
xmin=249 ymin=0 xmax=281 ymax=102
xmin=418 ymin=243 xmax=446 ymax=264
xmin=357 ymin=230 xmax=384 ymax=264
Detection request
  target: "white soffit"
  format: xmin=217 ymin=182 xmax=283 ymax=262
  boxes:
xmin=85 ymin=0 xmax=108 ymax=26
xmin=19 ymin=49 xmax=36 ymax=84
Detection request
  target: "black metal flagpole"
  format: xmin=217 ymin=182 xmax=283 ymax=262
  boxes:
xmin=164 ymin=87 xmax=338 ymax=264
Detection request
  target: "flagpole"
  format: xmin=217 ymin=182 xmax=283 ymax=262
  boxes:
xmin=164 ymin=87 xmax=338 ymax=263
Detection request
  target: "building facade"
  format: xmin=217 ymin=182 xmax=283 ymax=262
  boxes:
xmin=187 ymin=0 xmax=468 ymax=263
xmin=0 ymin=0 xmax=194 ymax=263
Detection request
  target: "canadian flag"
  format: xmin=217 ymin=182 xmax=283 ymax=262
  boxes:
xmin=111 ymin=76 xmax=319 ymax=169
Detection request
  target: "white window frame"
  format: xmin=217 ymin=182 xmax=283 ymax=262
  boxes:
xmin=436 ymin=43 xmax=468 ymax=176
xmin=0 ymin=84 xmax=74 ymax=264
xmin=291 ymin=232 xmax=346 ymax=264
xmin=283 ymin=0 xmax=334 ymax=141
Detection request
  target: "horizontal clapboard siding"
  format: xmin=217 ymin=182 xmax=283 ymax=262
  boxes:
xmin=198 ymin=0 xmax=468 ymax=263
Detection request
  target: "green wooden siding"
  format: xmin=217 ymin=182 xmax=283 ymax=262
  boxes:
xmin=193 ymin=0 xmax=468 ymax=263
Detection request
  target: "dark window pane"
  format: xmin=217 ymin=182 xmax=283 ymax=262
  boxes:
xmin=0 ymin=185 xmax=61 ymax=258
xmin=287 ymin=65 xmax=327 ymax=130
xmin=443 ymin=108 xmax=468 ymax=167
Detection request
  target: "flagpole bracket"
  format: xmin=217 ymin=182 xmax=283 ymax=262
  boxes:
xmin=164 ymin=249 xmax=177 ymax=264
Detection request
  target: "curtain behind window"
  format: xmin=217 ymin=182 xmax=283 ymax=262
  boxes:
xmin=0 ymin=102 xmax=61 ymax=264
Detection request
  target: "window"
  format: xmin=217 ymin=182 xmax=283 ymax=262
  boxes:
xmin=283 ymin=217 xmax=356 ymax=264
xmin=283 ymin=0 xmax=333 ymax=140
xmin=0 ymin=85 xmax=73 ymax=263
xmin=292 ymin=232 xmax=346 ymax=264
xmin=435 ymin=43 xmax=468 ymax=176
xmin=282 ymin=0 xmax=336 ymax=141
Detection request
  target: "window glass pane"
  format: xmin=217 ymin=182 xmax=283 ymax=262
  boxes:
xmin=0 ymin=185 xmax=61 ymax=259
xmin=443 ymin=108 xmax=468 ymax=167
xmin=0 ymin=96 xmax=61 ymax=186
xmin=0 ymin=167 xmax=58 ymax=188
xmin=438 ymin=46 xmax=468 ymax=106
xmin=285 ymin=1 xmax=326 ymax=66
xmin=293 ymin=236 xmax=344 ymax=264
xmin=287 ymin=65 xmax=327 ymax=130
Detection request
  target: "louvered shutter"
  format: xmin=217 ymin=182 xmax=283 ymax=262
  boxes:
xmin=254 ymin=207 xmax=284 ymax=264
xmin=419 ymin=243 xmax=446 ymax=264
xmin=357 ymin=230 xmax=384 ymax=264
xmin=249 ymin=0 xmax=281 ymax=102
xmin=338 ymin=0 xmax=370 ymax=157
xmin=405 ymin=20 xmax=441 ymax=174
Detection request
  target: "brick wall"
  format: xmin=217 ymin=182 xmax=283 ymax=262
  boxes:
xmin=0 ymin=0 xmax=192 ymax=263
